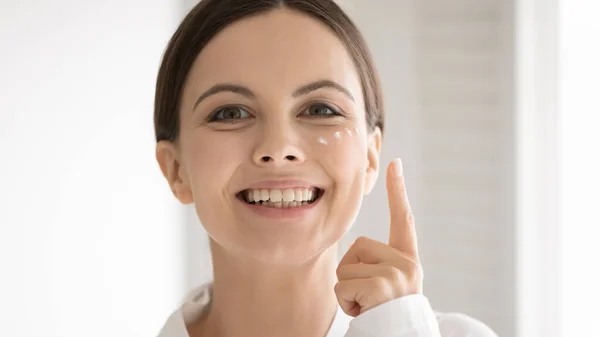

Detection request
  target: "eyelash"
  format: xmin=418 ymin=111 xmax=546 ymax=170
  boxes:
xmin=300 ymin=103 xmax=343 ymax=118
xmin=207 ymin=102 xmax=343 ymax=122
xmin=207 ymin=105 xmax=252 ymax=123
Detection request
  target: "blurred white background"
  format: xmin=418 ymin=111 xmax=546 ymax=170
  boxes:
xmin=0 ymin=0 xmax=598 ymax=336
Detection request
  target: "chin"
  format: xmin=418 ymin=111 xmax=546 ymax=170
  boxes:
xmin=238 ymin=222 xmax=350 ymax=266
xmin=247 ymin=241 xmax=338 ymax=266
xmin=204 ymin=223 xmax=341 ymax=267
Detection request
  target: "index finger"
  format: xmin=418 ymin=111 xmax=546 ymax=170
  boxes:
xmin=386 ymin=158 xmax=419 ymax=256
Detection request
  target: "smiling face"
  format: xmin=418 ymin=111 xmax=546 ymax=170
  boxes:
xmin=157 ymin=8 xmax=381 ymax=265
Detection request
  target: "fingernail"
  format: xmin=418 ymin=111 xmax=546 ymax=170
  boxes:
xmin=393 ymin=158 xmax=403 ymax=176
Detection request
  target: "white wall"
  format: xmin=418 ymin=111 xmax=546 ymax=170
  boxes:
xmin=515 ymin=0 xmax=560 ymax=336
xmin=559 ymin=2 xmax=600 ymax=336
xmin=0 ymin=1 xmax=185 ymax=336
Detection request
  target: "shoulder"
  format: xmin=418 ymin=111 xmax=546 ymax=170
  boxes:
xmin=157 ymin=283 xmax=213 ymax=337
xmin=435 ymin=312 xmax=498 ymax=337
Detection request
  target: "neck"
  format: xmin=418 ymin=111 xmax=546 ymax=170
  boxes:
xmin=194 ymin=238 xmax=340 ymax=337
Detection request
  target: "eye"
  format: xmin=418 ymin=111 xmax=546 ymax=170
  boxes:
xmin=300 ymin=103 xmax=343 ymax=117
xmin=209 ymin=106 xmax=252 ymax=122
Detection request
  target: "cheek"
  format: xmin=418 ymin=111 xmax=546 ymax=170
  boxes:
xmin=308 ymin=126 xmax=368 ymax=227
xmin=183 ymin=132 xmax=247 ymax=206
xmin=309 ymin=126 xmax=368 ymax=181
xmin=181 ymin=131 xmax=253 ymax=252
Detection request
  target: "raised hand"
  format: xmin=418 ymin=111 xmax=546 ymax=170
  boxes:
xmin=334 ymin=159 xmax=423 ymax=317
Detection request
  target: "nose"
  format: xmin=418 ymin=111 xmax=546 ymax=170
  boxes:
xmin=252 ymin=126 xmax=306 ymax=167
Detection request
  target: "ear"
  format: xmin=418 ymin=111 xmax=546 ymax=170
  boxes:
xmin=156 ymin=140 xmax=194 ymax=204
xmin=364 ymin=127 xmax=382 ymax=195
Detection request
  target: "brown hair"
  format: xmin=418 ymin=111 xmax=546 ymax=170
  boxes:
xmin=154 ymin=0 xmax=384 ymax=143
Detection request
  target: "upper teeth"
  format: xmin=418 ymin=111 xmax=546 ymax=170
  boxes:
xmin=245 ymin=188 xmax=317 ymax=203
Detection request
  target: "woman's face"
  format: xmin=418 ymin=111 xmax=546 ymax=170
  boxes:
xmin=165 ymin=9 xmax=381 ymax=265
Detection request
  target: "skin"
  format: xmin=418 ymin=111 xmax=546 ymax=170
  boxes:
xmin=156 ymin=8 xmax=422 ymax=337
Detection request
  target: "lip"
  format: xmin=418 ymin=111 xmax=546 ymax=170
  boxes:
xmin=237 ymin=193 xmax=323 ymax=219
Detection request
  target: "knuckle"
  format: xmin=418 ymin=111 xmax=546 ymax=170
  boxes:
xmin=351 ymin=236 xmax=370 ymax=254
xmin=405 ymin=210 xmax=416 ymax=226
xmin=372 ymin=276 xmax=389 ymax=290
xmin=405 ymin=261 xmax=423 ymax=282
xmin=385 ymin=266 xmax=405 ymax=285
xmin=333 ymin=281 xmax=344 ymax=294
xmin=397 ymin=181 xmax=407 ymax=193
xmin=354 ymin=236 xmax=370 ymax=247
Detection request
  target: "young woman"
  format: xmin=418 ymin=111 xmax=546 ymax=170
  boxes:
xmin=154 ymin=1 xmax=498 ymax=336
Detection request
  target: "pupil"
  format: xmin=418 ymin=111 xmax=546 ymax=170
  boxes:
xmin=311 ymin=105 xmax=328 ymax=115
xmin=225 ymin=108 xmax=240 ymax=118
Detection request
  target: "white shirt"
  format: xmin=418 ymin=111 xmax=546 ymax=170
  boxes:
xmin=157 ymin=283 xmax=498 ymax=337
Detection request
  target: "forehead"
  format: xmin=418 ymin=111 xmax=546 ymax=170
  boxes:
xmin=183 ymin=8 xmax=363 ymax=105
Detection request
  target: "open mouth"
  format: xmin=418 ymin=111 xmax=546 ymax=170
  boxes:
xmin=236 ymin=187 xmax=324 ymax=208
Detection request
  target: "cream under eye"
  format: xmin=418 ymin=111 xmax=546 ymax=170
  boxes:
xmin=208 ymin=106 xmax=252 ymax=122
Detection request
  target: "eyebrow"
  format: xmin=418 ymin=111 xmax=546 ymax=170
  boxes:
xmin=192 ymin=79 xmax=355 ymax=111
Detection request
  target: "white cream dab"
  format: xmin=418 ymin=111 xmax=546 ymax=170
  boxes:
xmin=319 ymin=128 xmax=356 ymax=145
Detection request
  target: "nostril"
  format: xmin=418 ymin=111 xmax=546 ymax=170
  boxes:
xmin=257 ymin=155 xmax=297 ymax=163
